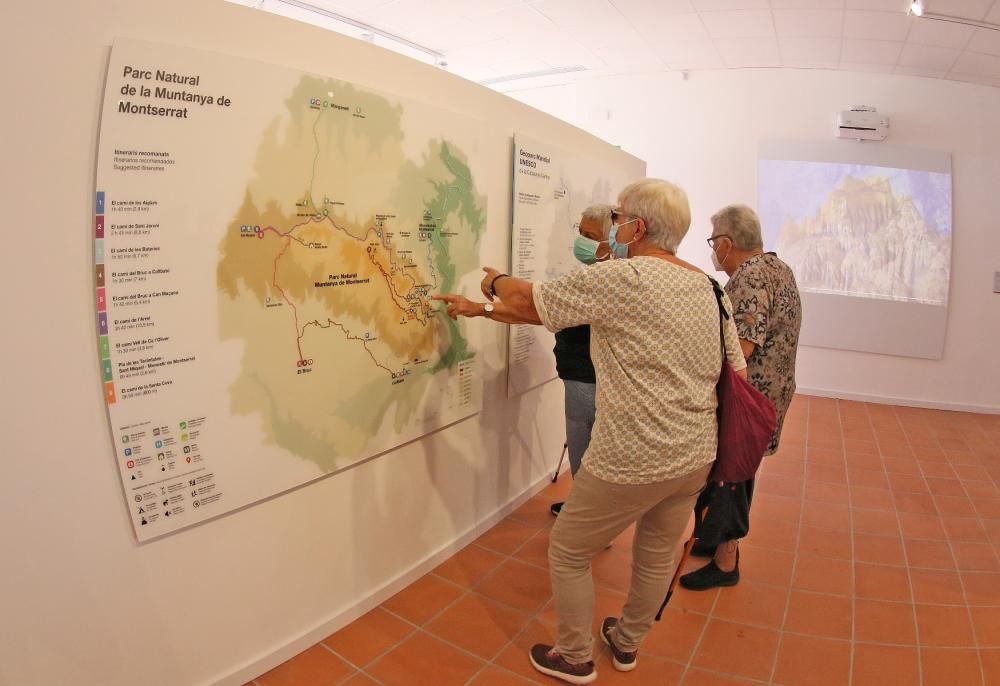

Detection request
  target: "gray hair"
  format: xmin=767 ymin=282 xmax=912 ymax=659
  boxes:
xmin=711 ymin=204 xmax=763 ymax=251
xmin=617 ymin=179 xmax=691 ymax=253
xmin=580 ymin=203 xmax=613 ymax=239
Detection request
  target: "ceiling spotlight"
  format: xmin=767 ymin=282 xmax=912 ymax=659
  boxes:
xmin=909 ymin=1 xmax=924 ymax=16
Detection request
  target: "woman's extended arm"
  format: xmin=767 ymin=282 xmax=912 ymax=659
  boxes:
xmin=432 ymin=267 xmax=542 ymax=325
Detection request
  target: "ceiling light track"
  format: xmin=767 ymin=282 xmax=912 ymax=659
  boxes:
xmin=922 ymin=13 xmax=1000 ymax=31
xmin=271 ymin=0 xmax=447 ymax=64
xmin=909 ymin=2 xmax=1000 ymax=32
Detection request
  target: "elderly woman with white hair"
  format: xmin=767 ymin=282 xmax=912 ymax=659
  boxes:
xmin=434 ymin=178 xmax=746 ymax=685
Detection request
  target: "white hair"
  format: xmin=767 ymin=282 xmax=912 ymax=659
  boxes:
xmin=580 ymin=203 xmax=613 ymax=238
xmin=617 ymin=179 xmax=691 ymax=254
xmin=711 ymin=204 xmax=763 ymax=251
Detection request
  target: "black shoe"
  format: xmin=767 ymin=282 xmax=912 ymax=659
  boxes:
xmin=689 ymin=540 xmax=717 ymax=558
xmin=600 ymin=618 xmax=637 ymax=672
xmin=679 ymin=550 xmax=740 ymax=591
xmin=550 ymin=501 xmax=564 ymax=516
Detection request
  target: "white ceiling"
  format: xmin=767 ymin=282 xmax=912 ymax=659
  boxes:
xmin=244 ymin=0 xmax=1000 ymax=88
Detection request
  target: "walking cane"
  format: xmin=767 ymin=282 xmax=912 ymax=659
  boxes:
xmin=551 ymin=442 xmax=568 ymax=483
xmin=655 ymin=495 xmax=712 ymax=621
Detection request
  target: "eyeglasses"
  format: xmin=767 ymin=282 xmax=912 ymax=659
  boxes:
xmin=611 ymin=208 xmax=637 ymax=223
xmin=707 ymin=234 xmax=731 ymax=248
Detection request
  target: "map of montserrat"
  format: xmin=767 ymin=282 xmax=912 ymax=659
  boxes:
xmin=217 ymin=76 xmax=485 ymax=471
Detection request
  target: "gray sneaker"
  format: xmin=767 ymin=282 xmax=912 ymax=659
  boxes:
xmin=600 ymin=618 xmax=637 ymax=672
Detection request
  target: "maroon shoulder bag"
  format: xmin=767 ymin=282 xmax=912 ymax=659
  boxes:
xmin=708 ymin=277 xmax=777 ymax=483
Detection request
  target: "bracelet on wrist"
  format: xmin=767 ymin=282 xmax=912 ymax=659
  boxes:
xmin=489 ymin=273 xmax=510 ymax=298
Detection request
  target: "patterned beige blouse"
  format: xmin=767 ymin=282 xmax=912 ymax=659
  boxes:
xmin=534 ymin=257 xmax=746 ymax=485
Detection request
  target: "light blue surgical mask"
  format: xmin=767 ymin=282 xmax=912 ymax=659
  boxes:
xmin=607 ymin=218 xmax=639 ymax=259
xmin=573 ymin=234 xmax=603 ymax=264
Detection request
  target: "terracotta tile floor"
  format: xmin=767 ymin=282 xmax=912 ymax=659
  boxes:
xmin=249 ymin=395 xmax=1000 ymax=686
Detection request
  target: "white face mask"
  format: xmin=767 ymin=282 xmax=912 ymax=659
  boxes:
xmin=711 ymin=241 xmax=731 ymax=272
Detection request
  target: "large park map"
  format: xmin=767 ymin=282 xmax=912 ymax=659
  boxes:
xmin=95 ymin=39 xmax=486 ymax=539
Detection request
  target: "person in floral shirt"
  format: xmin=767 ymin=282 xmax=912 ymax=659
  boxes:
xmin=681 ymin=204 xmax=802 ymax=591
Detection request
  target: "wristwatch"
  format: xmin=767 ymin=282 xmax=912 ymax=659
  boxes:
xmin=483 ymin=303 xmax=495 ymax=318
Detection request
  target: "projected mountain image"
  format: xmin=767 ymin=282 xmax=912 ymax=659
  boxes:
xmin=759 ymin=160 xmax=952 ymax=305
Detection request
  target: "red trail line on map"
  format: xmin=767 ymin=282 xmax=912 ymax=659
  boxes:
xmin=270 ymin=236 xmax=305 ymax=363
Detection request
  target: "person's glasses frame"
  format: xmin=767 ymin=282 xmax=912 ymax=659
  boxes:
xmin=707 ymin=234 xmax=731 ymax=248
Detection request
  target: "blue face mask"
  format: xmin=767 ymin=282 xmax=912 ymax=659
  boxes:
xmin=607 ymin=218 xmax=639 ymax=259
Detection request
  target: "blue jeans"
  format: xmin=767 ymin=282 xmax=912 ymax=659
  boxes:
xmin=563 ymin=380 xmax=596 ymax=477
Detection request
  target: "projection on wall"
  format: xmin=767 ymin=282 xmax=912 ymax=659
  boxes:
xmin=758 ymin=140 xmax=953 ymax=360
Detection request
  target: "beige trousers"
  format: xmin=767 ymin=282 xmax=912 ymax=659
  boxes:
xmin=548 ymin=462 xmax=712 ymax=663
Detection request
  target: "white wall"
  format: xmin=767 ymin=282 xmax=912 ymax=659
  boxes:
xmin=0 ymin=2 xmax=630 ymax=685
xmin=512 ymin=70 xmax=1000 ymax=413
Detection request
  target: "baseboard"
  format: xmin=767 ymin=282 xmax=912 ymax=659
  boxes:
xmin=213 ymin=469 xmax=560 ymax=686
xmin=797 ymin=386 xmax=1000 ymax=415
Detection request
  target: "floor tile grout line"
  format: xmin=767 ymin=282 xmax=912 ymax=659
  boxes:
xmin=467 ymin=536 xmax=564 ymax=685
xmin=453 ymin=507 xmax=556 ymax=684
xmin=387 ymin=558 xmax=551 ymax=683
xmin=479 ymin=600 xmax=559 ymax=686
xmin=914 ymin=412 xmax=986 ymax=683
xmin=579 ymin=595 xmax=991 ymax=647
xmin=679 ymin=580 xmax=722 ymax=681
xmin=315 ymin=642 xmax=383 ymax=685
xmin=885 ymin=406 xmax=1000 ymax=675
xmin=461 ymin=481 xmax=579 ymax=686
xmin=322 ymin=513 xmax=569 ymax=686
xmin=690 ymin=669 xmax=771 ymax=685
xmin=337 ymin=613 xmax=460 ymax=685
xmin=748 ymin=508 xmax=990 ymax=552
xmin=767 ymin=394 xmax=816 ymax=685
xmin=336 ymin=606 xmax=443 ymax=678
xmin=886 ymin=402 xmax=924 ymax=686
xmin=368 ymin=507 xmax=557 ymax=685
xmin=469 ymin=504 xmax=618 ymax=685
xmin=463 ymin=523 xmax=546 ymax=685
xmin=942 ymin=456 xmax=988 ymax=683
xmin=475 ymin=660 xmax=547 ymax=686
xmin=431 ymin=546 xmax=633 ymax=616
xmin=846 ymin=400 xmax=860 ymax=686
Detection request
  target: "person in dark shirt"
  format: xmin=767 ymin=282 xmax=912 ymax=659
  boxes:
xmin=550 ymin=203 xmax=612 ymax=516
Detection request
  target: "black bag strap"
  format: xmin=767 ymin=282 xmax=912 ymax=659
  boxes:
xmin=707 ymin=275 xmax=730 ymax=362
